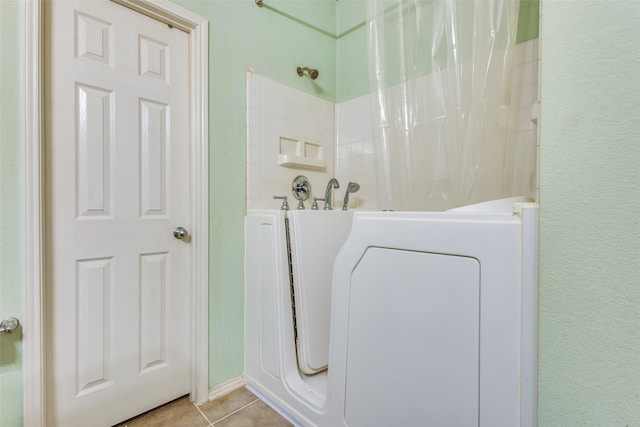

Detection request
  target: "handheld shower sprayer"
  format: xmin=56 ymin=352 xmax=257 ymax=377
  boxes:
xmin=342 ymin=182 xmax=360 ymax=210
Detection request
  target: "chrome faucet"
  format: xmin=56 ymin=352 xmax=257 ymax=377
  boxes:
xmin=342 ymin=182 xmax=360 ymax=210
xmin=323 ymin=178 xmax=340 ymax=210
xmin=273 ymin=195 xmax=289 ymax=210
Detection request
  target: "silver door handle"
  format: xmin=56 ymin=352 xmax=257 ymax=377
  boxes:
xmin=0 ymin=317 xmax=20 ymax=334
xmin=173 ymin=226 xmax=189 ymax=240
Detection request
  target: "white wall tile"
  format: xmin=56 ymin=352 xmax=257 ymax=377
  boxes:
xmin=507 ymin=38 xmax=539 ymax=197
xmin=246 ymin=38 xmax=539 ymax=211
xmin=246 ymin=72 xmax=336 ymax=209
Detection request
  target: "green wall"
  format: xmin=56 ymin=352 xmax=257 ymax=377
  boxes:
xmin=538 ymin=1 xmax=640 ymax=424
xmin=336 ymin=0 xmax=367 ymax=102
xmin=172 ymin=0 xmax=336 ymax=387
xmin=0 ymin=0 xmax=23 ymax=425
xmin=517 ymin=0 xmax=539 ymax=44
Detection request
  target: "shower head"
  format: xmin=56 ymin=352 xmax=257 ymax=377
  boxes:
xmin=297 ymin=66 xmax=319 ymax=80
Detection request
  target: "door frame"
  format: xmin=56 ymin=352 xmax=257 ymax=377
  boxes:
xmin=21 ymin=1 xmax=210 ymax=425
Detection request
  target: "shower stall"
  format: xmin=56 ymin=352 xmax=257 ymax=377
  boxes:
xmin=245 ymin=0 xmax=539 ymax=425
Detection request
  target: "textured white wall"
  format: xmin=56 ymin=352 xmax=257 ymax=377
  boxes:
xmin=538 ymin=1 xmax=640 ymax=424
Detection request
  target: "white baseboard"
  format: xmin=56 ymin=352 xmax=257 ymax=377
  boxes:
xmin=207 ymin=375 xmax=246 ymax=402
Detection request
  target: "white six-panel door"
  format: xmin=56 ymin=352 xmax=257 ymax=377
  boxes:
xmin=45 ymin=0 xmax=191 ymax=424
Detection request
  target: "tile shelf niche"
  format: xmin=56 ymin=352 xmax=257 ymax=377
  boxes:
xmin=278 ymin=136 xmax=326 ymax=170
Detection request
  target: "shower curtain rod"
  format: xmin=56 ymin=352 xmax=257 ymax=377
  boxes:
xmin=254 ymin=0 xmax=364 ymax=39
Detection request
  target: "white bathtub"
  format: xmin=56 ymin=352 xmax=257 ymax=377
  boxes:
xmin=245 ymin=199 xmax=538 ymax=427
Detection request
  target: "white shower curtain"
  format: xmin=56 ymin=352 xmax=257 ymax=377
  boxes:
xmin=368 ymin=0 xmax=519 ymax=211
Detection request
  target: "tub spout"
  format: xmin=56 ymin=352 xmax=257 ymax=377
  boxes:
xmin=323 ymin=178 xmax=340 ymax=210
xmin=342 ymin=182 xmax=360 ymax=210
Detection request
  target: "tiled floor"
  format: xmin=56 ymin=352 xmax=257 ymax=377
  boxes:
xmin=115 ymin=387 xmax=293 ymax=427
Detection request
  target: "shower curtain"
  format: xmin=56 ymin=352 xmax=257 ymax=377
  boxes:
xmin=368 ymin=0 xmax=520 ymax=211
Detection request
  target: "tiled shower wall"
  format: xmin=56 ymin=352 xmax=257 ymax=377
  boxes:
xmin=245 ymin=71 xmax=336 ymax=210
xmin=246 ymin=38 xmax=540 ymax=210
xmin=508 ymin=38 xmax=540 ymax=198
xmin=335 ymin=38 xmax=540 ymax=209
xmin=334 ymin=95 xmax=377 ymax=210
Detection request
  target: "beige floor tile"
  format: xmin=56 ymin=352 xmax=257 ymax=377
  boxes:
xmin=116 ymin=396 xmax=209 ymax=427
xmin=199 ymin=387 xmax=259 ymax=423
xmin=214 ymin=400 xmax=293 ymax=427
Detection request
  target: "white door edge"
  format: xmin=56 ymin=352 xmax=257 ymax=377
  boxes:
xmin=21 ymin=1 xmax=210 ymax=425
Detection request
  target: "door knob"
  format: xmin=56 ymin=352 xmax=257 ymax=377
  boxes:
xmin=173 ymin=226 xmax=189 ymax=240
xmin=0 ymin=317 xmax=20 ymax=334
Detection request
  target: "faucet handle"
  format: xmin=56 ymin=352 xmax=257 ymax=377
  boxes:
xmin=311 ymin=197 xmax=323 ymax=210
xmin=273 ymin=195 xmax=289 ymax=210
